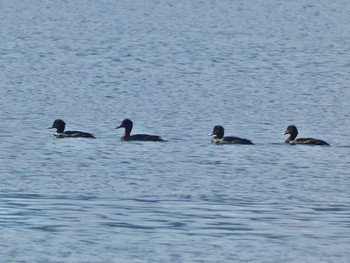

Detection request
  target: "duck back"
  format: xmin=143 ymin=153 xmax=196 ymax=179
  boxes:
xmin=63 ymin=131 xmax=96 ymax=138
xmin=123 ymin=134 xmax=164 ymax=142
xmin=291 ymin=138 xmax=329 ymax=145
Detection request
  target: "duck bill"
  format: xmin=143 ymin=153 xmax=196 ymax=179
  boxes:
xmin=282 ymin=130 xmax=289 ymax=135
xmin=115 ymin=125 xmax=122 ymax=129
xmin=48 ymin=126 xmax=54 ymax=129
xmin=208 ymin=132 xmax=214 ymax=136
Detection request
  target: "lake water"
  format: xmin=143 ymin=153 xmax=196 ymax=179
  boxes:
xmin=1 ymin=0 xmax=350 ymax=262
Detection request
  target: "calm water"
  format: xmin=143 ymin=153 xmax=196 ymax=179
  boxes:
xmin=1 ymin=0 xmax=350 ymax=262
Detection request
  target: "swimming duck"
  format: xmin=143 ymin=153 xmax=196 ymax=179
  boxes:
xmin=48 ymin=119 xmax=95 ymax=138
xmin=283 ymin=125 xmax=329 ymax=145
xmin=116 ymin=119 xmax=164 ymax=142
xmin=209 ymin=125 xmax=254 ymax=145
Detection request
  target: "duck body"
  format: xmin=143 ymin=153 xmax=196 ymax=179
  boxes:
xmin=283 ymin=125 xmax=329 ymax=146
xmin=121 ymin=133 xmax=164 ymax=142
xmin=209 ymin=125 xmax=254 ymax=145
xmin=116 ymin=119 xmax=164 ymax=142
xmin=48 ymin=119 xmax=95 ymax=138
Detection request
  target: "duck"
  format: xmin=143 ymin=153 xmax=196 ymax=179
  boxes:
xmin=48 ymin=119 xmax=95 ymax=138
xmin=116 ymin=119 xmax=165 ymax=142
xmin=209 ymin=125 xmax=254 ymax=145
xmin=283 ymin=125 xmax=329 ymax=145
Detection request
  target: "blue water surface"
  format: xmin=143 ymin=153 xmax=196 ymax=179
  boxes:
xmin=1 ymin=0 xmax=349 ymax=262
